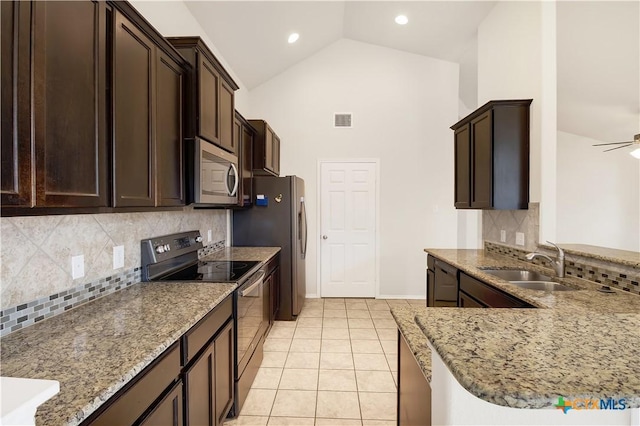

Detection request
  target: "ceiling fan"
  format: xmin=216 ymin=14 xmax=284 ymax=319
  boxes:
xmin=592 ymin=133 xmax=640 ymax=158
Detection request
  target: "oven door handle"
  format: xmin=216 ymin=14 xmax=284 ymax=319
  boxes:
xmin=240 ymin=270 xmax=266 ymax=297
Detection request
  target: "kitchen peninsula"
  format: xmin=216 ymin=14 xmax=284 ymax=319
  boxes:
xmin=394 ymin=247 xmax=640 ymax=425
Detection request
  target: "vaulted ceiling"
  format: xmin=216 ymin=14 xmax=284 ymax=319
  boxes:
xmin=182 ymin=1 xmax=638 ymax=144
xmin=184 ymin=1 xmax=496 ymax=90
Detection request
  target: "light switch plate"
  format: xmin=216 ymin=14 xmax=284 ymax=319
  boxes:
xmin=113 ymin=246 xmax=124 ymax=269
xmin=516 ymin=232 xmax=525 ymax=246
xmin=71 ymin=255 xmax=85 ymax=279
xmin=208 ymin=229 xmax=212 ymax=243
xmin=500 ymin=230 xmax=506 ymax=242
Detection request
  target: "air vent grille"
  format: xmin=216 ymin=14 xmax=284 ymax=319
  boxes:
xmin=334 ymin=113 xmax=352 ymax=128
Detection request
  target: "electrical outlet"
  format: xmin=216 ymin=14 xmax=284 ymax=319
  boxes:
xmin=500 ymin=230 xmax=506 ymax=242
xmin=71 ymin=255 xmax=85 ymax=279
xmin=113 ymin=245 xmax=124 ymax=269
xmin=516 ymin=232 xmax=525 ymax=246
xmin=207 ymin=229 xmax=212 ymax=243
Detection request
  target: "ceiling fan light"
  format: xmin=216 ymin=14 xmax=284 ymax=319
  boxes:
xmin=630 ymin=147 xmax=640 ymax=159
xmin=288 ymin=33 xmax=299 ymax=44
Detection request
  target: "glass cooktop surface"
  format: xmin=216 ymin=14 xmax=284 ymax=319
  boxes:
xmin=161 ymin=260 xmax=260 ymax=282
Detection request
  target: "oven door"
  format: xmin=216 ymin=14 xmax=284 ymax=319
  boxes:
xmin=236 ymin=269 xmax=266 ymax=374
xmin=194 ymin=138 xmax=239 ymax=205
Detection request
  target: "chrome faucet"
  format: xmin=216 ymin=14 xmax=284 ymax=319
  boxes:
xmin=525 ymin=241 xmax=565 ymax=278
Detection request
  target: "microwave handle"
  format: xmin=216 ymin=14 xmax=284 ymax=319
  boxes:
xmin=226 ymin=163 xmax=239 ymax=196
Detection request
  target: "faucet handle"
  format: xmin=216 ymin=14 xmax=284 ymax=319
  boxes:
xmin=545 ymin=241 xmax=564 ymax=258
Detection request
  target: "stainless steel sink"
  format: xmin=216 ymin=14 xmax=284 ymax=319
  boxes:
xmin=481 ymin=269 xmax=552 ymax=282
xmin=510 ymin=281 xmax=576 ymax=292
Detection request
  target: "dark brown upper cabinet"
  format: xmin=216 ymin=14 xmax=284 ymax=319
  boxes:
xmin=451 ymin=99 xmax=532 ymax=210
xmin=1 ymin=1 xmax=189 ymax=215
xmin=1 ymin=1 xmax=109 ymax=209
xmin=167 ymin=37 xmax=239 ymax=155
xmin=112 ymin=7 xmax=186 ymax=208
xmin=248 ymin=120 xmax=281 ymax=177
xmin=234 ymin=111 xmax=256 ymax=207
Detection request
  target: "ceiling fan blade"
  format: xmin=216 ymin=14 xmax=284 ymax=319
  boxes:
xmin=592 ymin=141 xmax=633 ymax=146
xmin=603 ymin=143 xmax=633 ymax=152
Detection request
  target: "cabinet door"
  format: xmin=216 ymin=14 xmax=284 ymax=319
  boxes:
xmin=198 ymin=54 xmax=220 ymax=145
xmin=426 ymin=269 xmax=435 ymax=307
xmin=241 ymin=125 xmax=254 ymax=206
xmin=272 ymin=133 xmax=281 ymax=176
xmin=470 ymin=110 xmax=492 ymax=208
xmin=219 ymin=80 xmax=235 ymax=154
xmin=265 ymin=127 xmax=274 ymax=173
xmin=156 ymin=51 xmax=184 ymax=207
xmin=185 ymin=340 xmax=215 ymax=426
xmin=454 ymin=125 xmax=471 ymax=209
xmin=32 ymin=1 xmax=108 ymax=207
xmin=398 ymin=332 xmax=431 ymax=426
xmin=139 ymin=381 xmax=183 ymax=426
xmin=214 ymin=321 xmax=234 ymax=425
xmin=113 ymin=10 xmax=155 ymax=207
xmin=1 ymin=1 xmax=32 ymax=206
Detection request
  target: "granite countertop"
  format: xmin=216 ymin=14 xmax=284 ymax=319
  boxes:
xmin=0 ymin=246 xmax=281 ymax=425
xmin=408 ymin=248 xmax=640 ymax=410
xmin=202 ymin=246 xmax=281 ymax=263
xmin=390 ymin=306 xmax=431 ymax=382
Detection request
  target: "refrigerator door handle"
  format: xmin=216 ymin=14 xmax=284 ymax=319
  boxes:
xmin=300 ymin=199 xmax=308 ymax=259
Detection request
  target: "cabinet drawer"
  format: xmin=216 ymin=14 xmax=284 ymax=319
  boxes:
xmin=459 ymin=273 xmax=532 ymax=308
xmin=433 ymin=260 xmax=458 ymax=303
xmin=88 ymin=342 xmax=180 ymax=426
xmin=183 ymin=296 xmax=232 ymax=365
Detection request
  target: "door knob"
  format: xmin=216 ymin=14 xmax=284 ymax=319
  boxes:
xmin=322 ymin=235 xmax=328 ymax=240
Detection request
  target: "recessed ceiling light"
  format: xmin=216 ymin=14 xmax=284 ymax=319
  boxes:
xmin=288 ymin=33 xmax=299 ymax=44
xmin=395 ymin=15 xmax=408 ymax=25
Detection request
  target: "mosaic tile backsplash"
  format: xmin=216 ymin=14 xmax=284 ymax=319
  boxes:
xmin=0 ymin=207 xmax=227 ymax=335
xmin=0 ymin=239 xmax=226 ymax=337
xmin=485 ymin=241 xmax=639 ymax=295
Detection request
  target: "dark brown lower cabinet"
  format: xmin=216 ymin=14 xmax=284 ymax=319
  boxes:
xmin=185 ymin=320 xmax=234 ymax=426
xmin=85 ymin=343 xmax=181 ymax=426
xmin=398 ymin=332 xmax=431 ymax=426
xmin=459 ymin=291 xmax=485 ymax=308
xmin=139 ymin=381 xmax=183 ymax=426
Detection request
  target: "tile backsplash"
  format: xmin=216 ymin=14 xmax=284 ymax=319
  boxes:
xmin=0 ymin=207 xmax=227 ymax=311
xmin=483 ymin=203 xmax=539 ymax=251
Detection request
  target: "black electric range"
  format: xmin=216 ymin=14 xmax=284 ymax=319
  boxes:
xmin=140 ymin=230 xmax=267 ymax=419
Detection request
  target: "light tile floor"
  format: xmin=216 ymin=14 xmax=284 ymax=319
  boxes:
xmin=225 ymin=298 xmax=426 ymax=426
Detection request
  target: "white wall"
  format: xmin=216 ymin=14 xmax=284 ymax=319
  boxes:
xmin=477 ymin=1 xmax=557 ymax=246
xmin=248 ymin=39 xmax=460 ymax=298
xmin=129 ymin=0 xmax=251 ymax=112
xmin=557 ymin=131 xmax=640 ymax=251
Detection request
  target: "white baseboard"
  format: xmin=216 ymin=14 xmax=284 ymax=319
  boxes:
xmin=306 ymin=294 xmax=426 ymax=300
xmin=377 ymin=294 xmax=426 ymax=300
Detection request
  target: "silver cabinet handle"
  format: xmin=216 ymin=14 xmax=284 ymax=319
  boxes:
xmin=322 ymin=235 xmax=328 ymax=240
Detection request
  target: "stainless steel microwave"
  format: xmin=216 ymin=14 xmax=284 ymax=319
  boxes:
xmin=191 ymin=138 xmax=238 ymax=205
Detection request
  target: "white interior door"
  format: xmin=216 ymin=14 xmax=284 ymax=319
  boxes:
xmin=320 ymin=161 xmax=377 ymax=298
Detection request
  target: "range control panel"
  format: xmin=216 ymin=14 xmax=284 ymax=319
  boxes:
xmin=141 ymin=230 xmax=204 ymax=266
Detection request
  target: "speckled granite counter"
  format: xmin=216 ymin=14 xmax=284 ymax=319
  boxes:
xmin=408 ymin=249 xmax=640 ymax=410
xmin=390 ymin=306 xmax=431 ymax=382
xmin=1 ymin=282 xmax=235 ymax=425
xmin=202 ymin=246 xmax=280 ymax=263
xmin=0 ymin=246 xmax=281 ymax=425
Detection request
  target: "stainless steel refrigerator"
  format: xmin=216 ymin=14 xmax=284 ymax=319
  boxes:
xmin=233 ymin=176 xmax=307 ymax=320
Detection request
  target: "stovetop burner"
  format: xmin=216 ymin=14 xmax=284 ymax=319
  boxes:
xmin=161 ymin=260 xmax=260 ymax=283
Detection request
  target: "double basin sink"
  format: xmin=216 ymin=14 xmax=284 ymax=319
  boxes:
xmin=481 ymin=269 xmax=576 ymax=292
